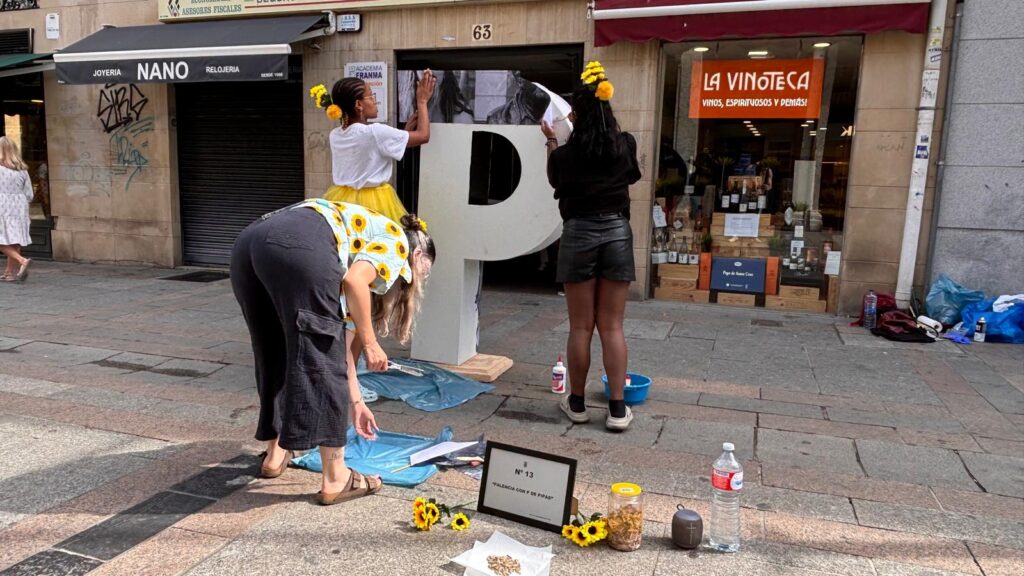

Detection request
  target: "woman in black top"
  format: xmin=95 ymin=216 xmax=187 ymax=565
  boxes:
xmin=543 ymin=62 xmax=641 ymax=431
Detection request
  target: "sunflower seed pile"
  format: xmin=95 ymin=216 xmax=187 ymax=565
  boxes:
xmin=486 ymin=554 xmax=521 ymax=576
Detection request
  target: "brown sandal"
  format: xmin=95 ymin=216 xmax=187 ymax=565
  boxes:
xmin=259 ymin=450 xmax=293 ymax=479
xmin=318 ymin=468 xmax=382 ymax=506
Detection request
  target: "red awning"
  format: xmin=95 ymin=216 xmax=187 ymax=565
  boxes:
xmin=594 ymin=0 xmax=932 ymax=47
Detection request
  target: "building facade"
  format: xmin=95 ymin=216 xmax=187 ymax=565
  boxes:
xmin=928 ymin=0 xmax=1024 ymax=296
xmin=0 ymin=0 xmax=969 ymax=315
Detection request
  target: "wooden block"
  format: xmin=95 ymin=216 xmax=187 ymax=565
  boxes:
xmin=655 ymin=287 xmax=710 ymax=303
xmin=657 ymin=263 xmax=699 ymax=280
xmin=660 ymin=277 xmax=698 ymax=291
xmin=766 ymin=296 xmax=828 ymax=313
xmin=780 ymin=285 xmax=822 ymax=300
xmin=698 ymin=253 xmax=712 ymax=289
xmin=765 ymin=257 xmax=780 ymax=296
xmin=436 ymin=354 xmax=513 ymax=383
xmin=717 ymin=293 xmax=757 ymax=307
xmin=826 ymin=275 xmax=840 ymax=313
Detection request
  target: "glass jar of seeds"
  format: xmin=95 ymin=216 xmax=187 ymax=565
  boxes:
xmin=607 ymin=482 xmax=644 ymax=551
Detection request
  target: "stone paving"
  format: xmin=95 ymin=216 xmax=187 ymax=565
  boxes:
xmin=0 ymin=262 xmax=1022 ymax=576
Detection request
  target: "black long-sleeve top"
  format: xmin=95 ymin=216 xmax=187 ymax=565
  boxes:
xmin=546 ymin=132 xmax=642 ymax=221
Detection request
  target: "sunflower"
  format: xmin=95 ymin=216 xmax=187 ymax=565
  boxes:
xmin=351 ymin=214 xmax=367 ymax=233
xmin=326 ymin=104 xmax=342 ymax=120
xmin=367 ymin=242 xmax=389 ymax=255
xmin=377 ymin=264 xmax=392 ymax=283
xmin=581 ymin=521 xmax=603 ymax=544
xmin=593 ymin=519 xmax=608 ymax=540
xmin=397 ymin=242 xmax=408 ymax=258
xmin=424 ymin=503 xmax=440 ymax=526
xmin=450 ymin=512 xmax=470 ymax=531
xmin=332 ymin=212 xmax=344 ymax=227
xmin=561 ymin=524 xmax=579 ymax=540
xmin=386 ymin=221 xmax=402 ymax=237
xmin=572 ymin=525 xmax=592 ymax=547
xmin=413 ymin=497 xmax=426 ymax=512
xmin=595 ymin=81 xmax=614 ymax=102
xmin=413 ymin=508 xmax=430 ymax=531
xmin=350 ymin=237 xmax=366 ymax=253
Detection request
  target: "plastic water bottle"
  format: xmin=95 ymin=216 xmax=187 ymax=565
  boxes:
xmin=709 ymin=442 xmax=743 ymax=552
xmin=863 ymin=290 xmax=878 ymax=330
xmin=551 ymin=355 xmax=567 ymax=394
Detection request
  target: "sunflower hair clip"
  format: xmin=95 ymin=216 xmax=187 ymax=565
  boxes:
xmin=309 ymin=84 xmax=343 ymax=121
xmin=417 ymin=218 xmax=428 ymax=233
xmin=581 ymin=61 xmax=614 ymax=102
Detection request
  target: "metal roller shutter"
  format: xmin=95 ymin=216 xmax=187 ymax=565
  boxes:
xmin=176 ymin=76 xmax=304 ymax=266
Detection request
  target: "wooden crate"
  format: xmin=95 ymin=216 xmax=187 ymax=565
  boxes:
xmin=654 ymin=287 xmax=710 ymax=303
xmin=780 ymin=285 xmax=822 ymax=300
xmin=715 ymin=246 xmax=770 ymax=258
xmin=766 ymin=296 xmax=827 ymax=313
xmin=659 ymin=277 xmax=699 ymax=291
xmin=657 ymin=263 xmax=700 ymax=280
xmin=717 ymin=293 xmax=757 ymax=307
xmin=712 ymin=213 xmax=772 ymax=227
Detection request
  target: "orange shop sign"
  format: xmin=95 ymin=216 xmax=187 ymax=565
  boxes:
xmin=689 ymin=59 xmax=824 ymax=119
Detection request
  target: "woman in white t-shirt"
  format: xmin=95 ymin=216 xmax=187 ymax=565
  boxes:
xmin=323 ymin=71 xmax=436 ymax=222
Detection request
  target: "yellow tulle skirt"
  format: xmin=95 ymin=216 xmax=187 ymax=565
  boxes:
xmin=324 ymin=183 xmax=407 ymax=223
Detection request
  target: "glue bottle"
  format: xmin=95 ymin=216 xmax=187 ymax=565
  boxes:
xmin=552 ymin=355 xmax=567 ymax=394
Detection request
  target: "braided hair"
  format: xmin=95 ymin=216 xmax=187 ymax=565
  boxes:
xmin=331 ymin=77 xmax=368 ymax=126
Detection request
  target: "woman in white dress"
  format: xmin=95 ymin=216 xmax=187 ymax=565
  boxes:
xmin=0 ymin=137 xmax=33 ymax=282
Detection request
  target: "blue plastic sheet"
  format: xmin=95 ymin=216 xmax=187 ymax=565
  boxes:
xmin=291 ymin=426 xmax=454 ymax=487
xmin=926 ymin=274 xmax=986 ymax=326
xmin=357 ymin=358 xmax=495 ymax=412
xmin=960 ymin=298 xmax=1024 ymax=344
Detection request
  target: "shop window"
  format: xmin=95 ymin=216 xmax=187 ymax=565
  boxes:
xmin=1 ymin=71 xmax=51 ymax=258
xmin=656 ymin=37 xmax=861 ymax=311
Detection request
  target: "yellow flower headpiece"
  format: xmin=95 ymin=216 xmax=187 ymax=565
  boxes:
xmin=309 ymin=83 xmax=343 ymax=121
xmin=417 ymin=218 xmax=428 ymax=233
xmin=580 ymin=61 xmax=614 ymax=102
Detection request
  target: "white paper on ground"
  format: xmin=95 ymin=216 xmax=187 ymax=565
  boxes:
xmin=409 ymin=441 xmax=479 ymax=466
xmin=451 ymin=531 xmax=554 ymax=576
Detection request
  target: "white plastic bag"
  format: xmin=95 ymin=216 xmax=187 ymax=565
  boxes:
xmin=450 ymin=531 xmax=554 ymax=576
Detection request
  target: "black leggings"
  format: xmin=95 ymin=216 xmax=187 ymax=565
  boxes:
xmin=230 ymin=207 xmax=349 ymax=450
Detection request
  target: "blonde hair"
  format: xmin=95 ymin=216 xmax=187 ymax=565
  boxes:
xmin=371 ymin=216 xmax=434 ymax=345
xmin=0 ymin=137 xmax=28 ymax=171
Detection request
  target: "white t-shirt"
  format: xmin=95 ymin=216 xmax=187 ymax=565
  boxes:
xmin=330 ymin=123 xmax=410 ymax=189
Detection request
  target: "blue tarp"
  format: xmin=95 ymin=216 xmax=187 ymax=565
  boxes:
xmin=291 ymin=426 xmax=454 ymax=487
xmin=357 ymin=358 xmax=494 ymax=412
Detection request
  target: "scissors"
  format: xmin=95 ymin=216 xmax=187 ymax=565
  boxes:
xmin=387 ymin=361 xmax=425 ymax=377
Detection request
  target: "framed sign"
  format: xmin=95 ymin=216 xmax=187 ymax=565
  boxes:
xmin=710 ymin=257 xmax=766 ymax=294
xmin=478 ymin=442 xmax=577 ymax=533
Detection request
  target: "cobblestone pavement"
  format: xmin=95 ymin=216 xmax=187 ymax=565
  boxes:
xmin=0 ymin=262 xmax=1022 ymax=576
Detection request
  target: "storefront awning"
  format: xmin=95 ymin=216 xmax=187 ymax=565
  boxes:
xmin=54 ymin=14 xmax=334 ymax=84
xmin=593 ymin=0 xmax=932 ymax=46
xmin=0 ymin=53 xmax=54 ymax=79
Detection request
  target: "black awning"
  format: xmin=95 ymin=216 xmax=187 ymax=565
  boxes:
xmin=54 ymin=14 xmax=331 ymax=84
xmin=0 ymin=53 xmax=53 ymax=78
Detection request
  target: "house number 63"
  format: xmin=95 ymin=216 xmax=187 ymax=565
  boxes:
xmin=472 ymin=24 xmax=493 ymax=40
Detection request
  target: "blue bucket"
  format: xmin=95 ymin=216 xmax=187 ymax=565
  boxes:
xmin=602 ymin=373 xmax=652 ymax=405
